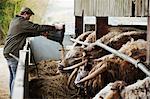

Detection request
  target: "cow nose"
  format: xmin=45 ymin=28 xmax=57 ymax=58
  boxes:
xmin=58 ymin=64 xmax=65 ymax=73
xmin=75 ymin=79 xmax=84 ymax=88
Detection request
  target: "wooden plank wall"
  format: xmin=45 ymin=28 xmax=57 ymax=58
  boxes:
xmin=74 ymin=0 xmax=96 ymax=16
xmin=74 ymin=0 xmax=149 ymax=17
xmin=74 ymin=0 xmax=82 ymax=16
xmin=145 ymin=0 xmax=148 ymax=16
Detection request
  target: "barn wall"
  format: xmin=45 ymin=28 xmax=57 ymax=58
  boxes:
xmin=74 ymin=0 xmax=96 ymax=16
xmin=74 ymin=0 xmax=149 ymax=17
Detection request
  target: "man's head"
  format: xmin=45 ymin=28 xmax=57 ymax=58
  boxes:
xmin=20 ymin=7 xmax=34 ymax=20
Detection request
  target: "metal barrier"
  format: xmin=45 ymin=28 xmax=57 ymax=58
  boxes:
xmin=12 ymin=40 xmax=29 ymax=99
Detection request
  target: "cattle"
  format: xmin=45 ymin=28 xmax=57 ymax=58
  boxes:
xmin=58 ymin=28 xmax=146 ymax=97
xmin=93 ymin=77 xmax=150 ymax=99
xmin=77 ymin=39 xmax=147 ymax=97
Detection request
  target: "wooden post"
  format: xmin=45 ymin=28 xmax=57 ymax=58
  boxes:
xmin=75 ymin=16 xmax=83 ymax=38
xmin=96 ymin=17 xmax=109 ymax=39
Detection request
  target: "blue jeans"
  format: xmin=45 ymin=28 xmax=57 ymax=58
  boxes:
xmin=6 ymin=57 xmax=18 ymax=97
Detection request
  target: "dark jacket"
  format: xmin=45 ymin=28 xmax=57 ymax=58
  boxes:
xmin=3 ymin=15 xmax=55 ymax=58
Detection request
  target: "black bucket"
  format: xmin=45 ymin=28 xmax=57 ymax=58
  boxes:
xmin=47 ymin=25 xmax=65 ymax=45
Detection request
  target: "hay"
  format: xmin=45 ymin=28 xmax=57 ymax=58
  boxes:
xmin=29 ymin=60 xmax=59 ymax=79
xmin=29 ymin=60 xmax=77 ymax=99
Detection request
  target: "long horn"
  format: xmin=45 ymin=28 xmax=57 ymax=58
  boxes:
xmin=72 ymin=31 xmax=92 ymax=48
xmin=71 ymin=38 xmax=90 ymax=46
xmin=74 ymin=56 xmax=84 ymax=61
xmin=63 ymin=60 xmax=87 ymax=71
xmin=77 ymin=63 xmax=107 ymax=84
xmin=67 ymin=68 xmax=78 ymax=89
xmin=60 ymin=45 xmax=66 ymax=67
xmin=70 ymin=38 xmax=96 ymax=51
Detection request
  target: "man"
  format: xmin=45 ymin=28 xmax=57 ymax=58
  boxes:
xmin=3 ymin=7 xmax=63 ymax=97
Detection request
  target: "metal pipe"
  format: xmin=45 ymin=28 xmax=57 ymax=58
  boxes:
xmin=147 ymin=0 xmax=150 ymax=65
xmin=70 ymin=38 xmax=150 ymax=77
xmin=95 ymin=41 xmax=150 ymax=77
xmin=147 ymin=16 xmax=150 ymax=65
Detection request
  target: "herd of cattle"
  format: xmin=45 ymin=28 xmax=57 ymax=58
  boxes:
xmin=57 ymin=27 xmax=150 ymax=98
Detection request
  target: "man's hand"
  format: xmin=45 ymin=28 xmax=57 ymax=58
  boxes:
xmin=41 ymin=31 xmax=48 ymax=38
xmin=54 ymin=23 xmax=64 ymax=30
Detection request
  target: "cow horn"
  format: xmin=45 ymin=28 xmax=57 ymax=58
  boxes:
xmin=72 ymin=31 xmax=92 ymax=48
xmin=74 ymin=56 xmax=84 ymax=61
xmin=77 ymin=63 xmax=107 ymax=84
xmin=63 ymin=60 xmax=87 ymax=71
xmin=67 ymin=68 xmax=78 ymax=89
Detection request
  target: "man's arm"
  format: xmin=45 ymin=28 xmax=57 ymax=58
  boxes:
xmin=21 ymin=20 xmax=64 ymax=36
xmin=22 ymin=20 xmax=55 ymax=33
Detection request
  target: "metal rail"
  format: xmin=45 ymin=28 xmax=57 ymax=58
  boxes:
xmin=70 ymin=38 xmax=150 ymax=77
xmin=12 ymin=40 xmax=29 ymax=99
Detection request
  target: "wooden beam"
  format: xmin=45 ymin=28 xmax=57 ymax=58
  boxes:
xmin=96 ymin=17 xmax=109 ymax=39
xmin=75 ymin=16 xmax=83 ymax=38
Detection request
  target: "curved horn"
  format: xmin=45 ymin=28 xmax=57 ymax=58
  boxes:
xmin=74 ymin=56 xmax=84 ymax=61
xmin=72 ymin=31 xmax=92 ymax=48
xmin=63 ymin=60 xmax=87 ymax=71
xmin=60 ymin=45 xmax=67 ymax=67
xmin=77 ymin=63 xmax=107 ymax=84
xmin=67 ymin=68 xmax=78 ymax=89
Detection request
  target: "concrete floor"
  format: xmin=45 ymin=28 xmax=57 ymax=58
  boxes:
xmin=0 ymin=48 xmax=9 ymax=99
